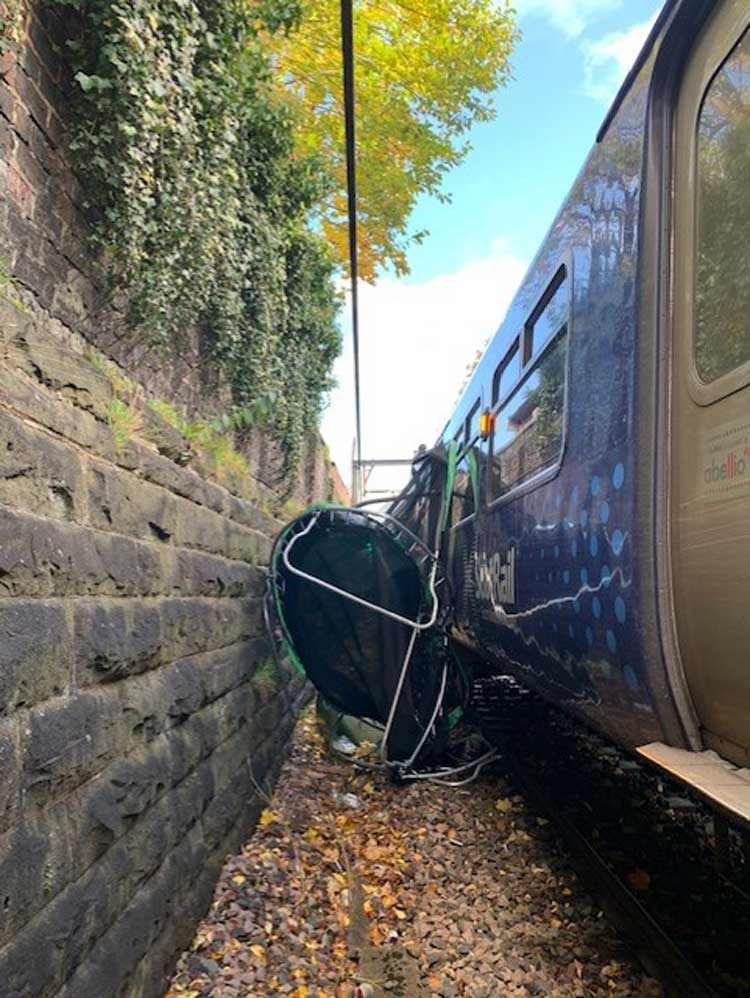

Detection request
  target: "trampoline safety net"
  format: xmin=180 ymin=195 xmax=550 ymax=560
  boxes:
xmin=267 ymin=446 xmax=482 ymax=775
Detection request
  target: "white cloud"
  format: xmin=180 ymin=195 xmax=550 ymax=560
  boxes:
xmin=581 ymin=13 xmax=659 ymax=103
xmin=515 ymin=0 xmax=623 ymax=39
xmin=321 ymin=245 xmax=527 ymax=498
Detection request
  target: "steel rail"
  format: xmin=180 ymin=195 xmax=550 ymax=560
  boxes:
xmin=510 ymin=754 xmax=716 ymax=998
xmin=496 ymin=736 xmax=716 ymax=998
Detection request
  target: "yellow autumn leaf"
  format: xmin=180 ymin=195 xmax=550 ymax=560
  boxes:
xmin=369 ymin=922 xmax=384 ymax=946
xmin=601 ymin=961 xmax=621 ymax=979
xmin=627 ymin=869 xmax=651 ymax=892
xmin=259 ymin=809 xmax=279 ymax=826
xmin=231 ymin=874 xmax=246 ymax=885
xmin=250 ymin=944 xmax=266 ymax=961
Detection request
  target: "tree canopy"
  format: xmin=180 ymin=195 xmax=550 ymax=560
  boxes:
xmin=1 ymin=0 xmax=519 ymax=471
xmin=272 ymin=0 xmax=519 ymax=279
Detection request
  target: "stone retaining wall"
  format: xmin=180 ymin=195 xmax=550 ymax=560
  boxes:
xmin=0 ymin=5 xmax=347 ymax=503
xmin=0 ymin=298 xmax=311 ymax=997
xmin=0 ymin=11 xmax=351 ymax=992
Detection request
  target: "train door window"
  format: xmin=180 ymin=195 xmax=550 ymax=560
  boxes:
xmin=491 ymin=329 xmax=568 ymax=500
xmin=694 ymin=25 xmax=750 ymax=384
xmin=523 ymin=266 xmax=568 ymax=366
xmin=492 ymin=340 xmax=521 ymax=406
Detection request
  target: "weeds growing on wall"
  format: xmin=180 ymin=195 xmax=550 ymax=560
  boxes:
xmin=48 ymin=0 xmax=341 ymax=474
xmin=0 ymin=260 xmax=27 ymax=312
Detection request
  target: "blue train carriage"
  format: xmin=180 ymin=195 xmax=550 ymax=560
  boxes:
xmin=418 ymin=0 xmax=750 ymax=823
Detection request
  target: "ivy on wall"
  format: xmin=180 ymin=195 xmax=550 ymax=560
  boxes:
xmin=44 ymin=0 xmax=341 ymax=472
xmin=0 ymin=1 xmax=25 ymax=51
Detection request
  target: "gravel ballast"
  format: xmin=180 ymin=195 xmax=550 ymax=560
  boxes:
xmin=166 ymin=709 xmax=665 ymax=997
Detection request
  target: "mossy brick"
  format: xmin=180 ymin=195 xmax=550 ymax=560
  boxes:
xmin=53 ymin=827 xmax=207 ymax=998
xmin=180 ymin=684 xmax=252 ymax=762
xmin=92 ymin=529 xmax=166 ymax=596
xmin=138 ymin=404 xmax=190 ymax=465
xmin=24 ymin=720 xmax=295 ymax=998
xmin=0 ymin=511 xmax=256 ymax=596
xmin=158 ymin=596 xmax=262 ymax=661
xmin=0 ymin=367 xmax=116 ymax=459
xmin=21 ymin=656 xmax=258 ymax=810
xmin=0 ymin=719 xmax=21 ymax=836
xmin=195 ymin=638 xmax=267 ymax=704
xmin=84 ymin=743 xmax=280 ymax=997
xmin=224 ymin=519 xmax=272 ymax=564
xmin=73 ymin=599 xmax=163 ymax=684
xmin=0 ymin=599 xmax=72 ymax=715
xmin=199 ymin=477 xmax=232 ymax=517
xmin=0 ymin=813 xmax=72 ymax=948
xmin=120 ymin=660 xmax=205 ymax=742
xmin=0 ymin=508 xmax=166 ymax=598
xmin=86 ymin=460 xmax=178 ymax=543
xmin=0 ymin=407 xmax=85 ymax=521
xmin=8 ymin=320 xmax=113 ymax=418
xmin=22 ymin=689 xmax=126 ymax=804
xmin=172 ymin=495 xmax=229 ymax=556
xmin=137 ymin=447 xmax=208 ymax=507
xmin=0 ymin=298 xmax=33 ymax=353
xmin=174 ymin=547 xmax=257 ymax=597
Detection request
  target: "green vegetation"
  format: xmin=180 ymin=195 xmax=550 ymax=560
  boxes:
xmin=0 ymin=0 xmax=25 ymax=52
xmin=48 ymin=0 xmax=341 ymax=472
xmin=86 ymin=351 xmax=136 ymax=400
xmin=274 ymin=0 xmax=519 ymax=279
xmin=107 ymin=397 xmax=141 ymax=449
xmin=0 ymin=260 xmax=27 ymax=313
xmin=148 ymin=398 xmax=251 ymax=481
xmin=253 ymin=657 xmax=280 ymax=698
xmin=278 ymin=497 xmax=306 ymax=521
xmin=4 ymin=0 xmax=518 ymax=474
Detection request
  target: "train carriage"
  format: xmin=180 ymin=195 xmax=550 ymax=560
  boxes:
xmin=399 ymin=0 xmax=750 ymax=820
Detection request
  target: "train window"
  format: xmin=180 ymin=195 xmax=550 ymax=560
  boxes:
xmin=523 ymin=266 xmax=568 ymax=365
xmin=491 ymin=330 xmax=567 ymax=499
xmin=465 ymin=399 xmax=481 ymax=442
xmin=492 ymin=340 xmax=521 ymax=406
xmin=694 ymin=26 xmax=750 ymax=383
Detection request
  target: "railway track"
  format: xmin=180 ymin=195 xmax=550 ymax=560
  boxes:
xmin=472 ymin=676 xmax=750 ymax=998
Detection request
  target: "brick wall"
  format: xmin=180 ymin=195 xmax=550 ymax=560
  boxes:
xmin=0 ymin=8 xmax=347 ymax=997
xmin=0 ymin=6 xmax=347 ymax=503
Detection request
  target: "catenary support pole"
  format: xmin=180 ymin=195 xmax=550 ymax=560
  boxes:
xmin=340 ymin=0 xmax=363 ymax=484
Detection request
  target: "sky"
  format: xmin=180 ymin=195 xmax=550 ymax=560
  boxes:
xmin=321 ymin=0 xmax=663 ymax=498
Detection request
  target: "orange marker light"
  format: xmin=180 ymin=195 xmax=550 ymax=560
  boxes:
xmin=479 ymin=410 xmax=495 ymax=440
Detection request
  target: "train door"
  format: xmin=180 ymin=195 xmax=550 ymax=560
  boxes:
xmin=671 ymin=1 xmax=750 ymax=765
xmin=447 ymin=403 xmax=481 ymax=630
